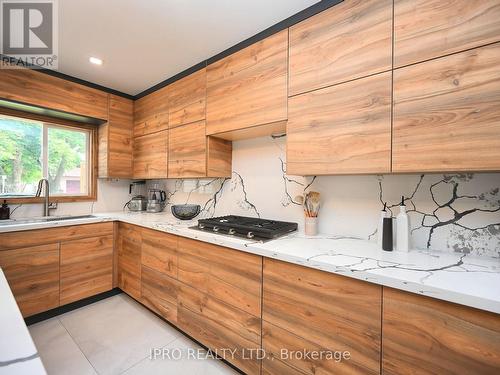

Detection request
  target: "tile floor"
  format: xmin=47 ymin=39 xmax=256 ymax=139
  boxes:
xmin=28 ymin=294 xmax=238 ymax=375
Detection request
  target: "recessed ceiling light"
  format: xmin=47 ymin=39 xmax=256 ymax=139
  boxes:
xmin=89 ymin=57 xmax=103 ymax=65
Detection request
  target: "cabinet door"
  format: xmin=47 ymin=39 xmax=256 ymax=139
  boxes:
xmin=287 ymin=72 xmax=391 ymax=175
xmin=107 ymin=95 xmax=134 ymax=178
xmin=262 ymin=258 xmax=382 ymax=375
xmin=383 ymin=288 xmax=500 ymax=375
xmin=141 ymin=228 xmax=177 ymax=278
xmin=206 ymin=30 xmax=287 ymax=136
xmin=0 ymin=244 xmax=60 ymax=317
xmin=134 ymin=86 xmax=169 ymax=137
xmin=394 ymin=0 xmax=500 ymax=68
xmin=60 ymin=235 xmax=113 ymax=305
xmin=168 ymin=68 xmax=206 ymax=128
xmin=289 ymin=0 xmax=392 ymax=96
xmin=141 ymin=266 xmax=178 ymax=324
xmin=133 ymin=130 xmax=168 ymax=179
xmin=393 ymin=44 xmax=500 ymax=172
xmin=118 ymin=223 xmax=142 ymax=300
xmin=168 ymin=121 xmax=207 ymax=178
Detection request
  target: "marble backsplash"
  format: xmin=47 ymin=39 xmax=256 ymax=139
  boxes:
xmin=152 ymin=136 xmax=500 ymax=258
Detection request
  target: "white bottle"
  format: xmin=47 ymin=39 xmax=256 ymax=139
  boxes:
xmin=377 ymin=203 xmax=388 ymax=248
xmin=396 ymin=196 xmax=410 ymax=252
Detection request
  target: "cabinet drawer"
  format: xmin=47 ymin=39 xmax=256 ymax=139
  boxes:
xmin=141 ymin=228 xmax=177 ymax=278
xmin=60 ymin=235 xmax=113 ymax=305
xmin=0 ymin=244 xmax=60 ymax=317
xmin=177 ymin=237 xmax=262 ymax=317
xmin=141 ymin=266 xmax=178 ymax=324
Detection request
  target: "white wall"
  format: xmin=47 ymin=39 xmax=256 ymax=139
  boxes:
xmin=8 ymin=179 xmax=131 ymax=218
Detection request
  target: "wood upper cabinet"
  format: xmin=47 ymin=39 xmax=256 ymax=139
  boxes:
xmin=0 ymin=68 xmax=109 ymax=119
xmin=206 ymin=30 xmax=288 ymax=137
xmin=98 ymin=95 xmax=134 ymax=178
xmin=262 ymin=258 xmax=382 ymax=375
xmin=168 ymin=69 xmax=206 ymax=128
xmin=177 ymin=237 xmax=262 ymax=374
xmin=383 ymin=288 xmax=500 ymax=375
xmin=168 ymin=121 xmax=207 ymax=178
xmin=60 ymin=235 xmax=113 ymax=305
xmin=134 ymin=86 xmax=169 ymax=137
xmin=287 ymin=71 xmax=392 ymax=175
xmin=133 ymin=130 xmax=168 ymax=178
xmin=0 ymin=244 xmax=60 ymax=317
xmin=393 ymin=43 xmax=500 ymax=173
xmin=394 ymin=0 xmax=500 ymax=68
xmin=289 ymin=0 xmax=392 ymax=96
xmin=117 ymin=223 xmax=142 ymax=300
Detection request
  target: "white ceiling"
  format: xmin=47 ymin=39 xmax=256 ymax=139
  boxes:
xmin=57 ymin=0 xmax=320 ymax=96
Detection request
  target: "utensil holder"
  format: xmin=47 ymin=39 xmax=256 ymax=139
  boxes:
xmin=304 ymin=217 xmax=318 ymax=236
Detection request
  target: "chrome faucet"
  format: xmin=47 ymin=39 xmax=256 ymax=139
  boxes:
xmin=35 ymin=179 xmax=50 ymax=217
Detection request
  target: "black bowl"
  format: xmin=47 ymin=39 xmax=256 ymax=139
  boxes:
xmin=171 ymin=204 xmax=201 ymax=220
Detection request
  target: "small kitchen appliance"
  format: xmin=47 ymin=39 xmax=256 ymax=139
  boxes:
xmin=146 ymin=188 xmax=167 ymax=213
xmin=126 ymin=181 xmax=147 ymax=211
xmin=193 ymin=215 xmax=298 ymax=242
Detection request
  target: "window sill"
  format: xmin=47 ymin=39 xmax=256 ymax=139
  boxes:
xmin=1 ymin=196 xmax=97 ymax=204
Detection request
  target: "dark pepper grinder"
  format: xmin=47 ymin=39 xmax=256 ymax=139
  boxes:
xmin=0 ymin=200 xmax=10 ymax=220
xmin=382 ymin=217 xmax=393 ymax=251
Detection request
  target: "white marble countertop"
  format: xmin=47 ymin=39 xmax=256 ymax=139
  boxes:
xmin=1 ymin=211 xmax=499 ymax=315
xmin=0 ymin=269 xmax=46 ymax=375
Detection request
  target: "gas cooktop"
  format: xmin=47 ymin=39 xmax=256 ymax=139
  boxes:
xmin=192 ymin=215 xmax=298 ymax=242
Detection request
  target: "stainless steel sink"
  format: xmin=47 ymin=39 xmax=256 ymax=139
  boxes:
xmin=0 ymin=215 xmax=96 ymax=226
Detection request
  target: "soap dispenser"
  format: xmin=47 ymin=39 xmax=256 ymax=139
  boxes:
xmin=0 ymin=200 xmax=10 ymax=220
xmin=377 ymin=202 xmax=388 ymax=248
xmin=396 ymin=196 xmax=410 ymax=252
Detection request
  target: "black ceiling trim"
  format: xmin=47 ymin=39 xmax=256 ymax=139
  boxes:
xmin=1 ymin=54 xmax=134 ymax=100
xmin=134 ymin=0 xmax=343 ymax=99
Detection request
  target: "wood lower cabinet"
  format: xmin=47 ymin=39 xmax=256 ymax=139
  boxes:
xmin=141 ymin=266 xmax=179 ymax=324
xmin=289 ymin=0 xmax=392 ymax=96
xmin=393 ymin=43 xmax=500 ymax=172
xmin=287 ymin=72 xmax=392 ymax=175
xmin=141 ymin=228 xmax=177 ymax=278
xmin=133 ymin=130 xmax=168 ymax=178
xmin=262 ymin=258 xmax=382 ymax=375
xmin=60 ymin=235 xmax=114 ymax=305
xmin=206 ymin=30 xmax=288 ymax=137
xmin=117 ymin=223 xmax=142 ymax=300
xmin=383 ymin=288 xmax=500 ymax=375
xmin=0 ymin=244 xmax=60 ymax=317
xmin=394 ymin=0 xmax=500 ymax=68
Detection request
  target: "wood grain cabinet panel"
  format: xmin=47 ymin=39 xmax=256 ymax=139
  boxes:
xmin=168 ymin=121 xmax=207 ymax=178
xmin=60 ymin=235 xmax=113 ymax=305
xmin=177 ymin=237 xmax=262 ymax=317
xmin=206 ymin=30 xmax=288 ymax=136
xmin=117 ymin=223 xmax=142 ymax=300
xmin=133 ymin=130 xmax=168 ymax=178
xmin=141 ymin=228 xmax=177 ymax=278
xmin=177 ymin=284 xmax=261 ymax=375
xmin=394 ymin=0 xmax=500 ymax=68
xmin=141 ymin=266 xmax=178 ymax=324
xmin=168 ymin=68 xmax=206 ymax=128
xmin=99 ymin=95 xmax=134 ymax=178
xmin=383 ymin=288 xmax=500 ymax=375
xmin=134 ymin=86 xmax=169 ymax=137
xmin=289 ymin=0 xmax=392 ymax=96
xmin=263 ymin=258 xmax=382 ymax=375
xmin=0 ymin=244 xmax=60 ymax=317
xmin=393 ymin=43 xmax=500 ymax=172
xmin=0 ymin=68 xmax=109 ymax=119
xmin=287 ymin=72 xmax=392 ymax=175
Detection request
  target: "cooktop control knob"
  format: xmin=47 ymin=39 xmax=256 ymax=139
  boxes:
xmin=228 ymin=228 xmax=236 ymax=235
xmin=213 ymin=226 xmax=219 ymax=232
xmin=247 ymin=232 xmax=254 ymax=238
xmin=198 ymin=223 xmax=205 ymax=229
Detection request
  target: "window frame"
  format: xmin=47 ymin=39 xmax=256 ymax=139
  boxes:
xmin=0 ymin=108 xmax=98 ymax=204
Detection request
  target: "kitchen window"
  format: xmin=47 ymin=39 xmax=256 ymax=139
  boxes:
xmin=0 ymin=112 xmax=96 ymax=202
